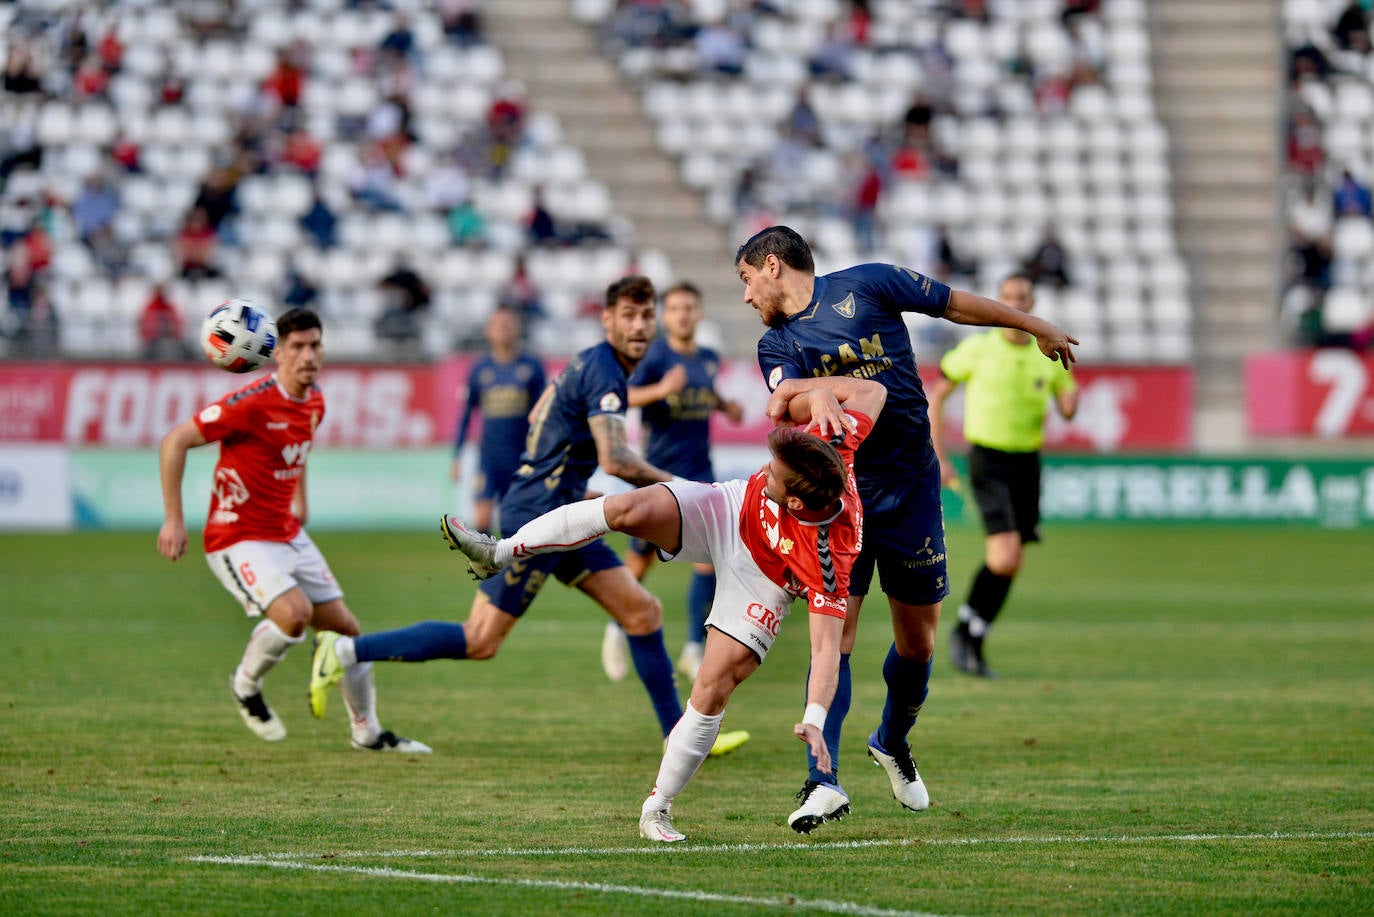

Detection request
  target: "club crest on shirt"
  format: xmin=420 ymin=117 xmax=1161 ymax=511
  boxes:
xmin=599 ymin=392 xmax=622 ymax=413
xmin=199 ymin=404 xmax=222 ymax=424
xmin=830 ymin=294 xmax=857 ymax=319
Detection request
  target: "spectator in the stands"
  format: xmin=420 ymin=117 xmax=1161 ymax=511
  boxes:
xmin=1333 ymin=169 xmax=1372 ymax=218
xmin=1024 ymin=224 xmax=1071 ymax=289
xmin=139 ymin=284 xmax=189 ymax=361
xmin=696 ymin=18 xmax=747 ymax=77
xmin=527 ymin=186 xmax=558 ymax=246
xmin=262 ymin=47 xmax=306 ymax=109
xmin=1286 ymin=107 xmax=1325 ymax=178
xmin=1333 ymin=2 xmax=1370 ymax=50
xmin=176 ymin=206 xmax=220 ymax=280
xmin=498 ymin=252 xmax=546 ymax=335
xmin=4 ymin=41 xmax=43 ymax=95
xmin=300 ymin=188 xmax=337 ymax=248
xmin=375 ymin=259 xmax=432 ymax=348
xmin=440 ymin=0 xmax=484 ymax=46
xmin=70 ymin=173 xmax=120 ymax=245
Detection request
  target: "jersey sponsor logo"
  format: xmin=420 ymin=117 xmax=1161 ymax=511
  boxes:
xmin=830 ymin=294 xmax=857 ymax=319
xmin=280 ymin=441 xmax=311 ymax=466
xmin=768 ymin=366 xmax=783 ymax=391
xmin=209 ymin=467 xmax=250 ymax=525
xmin=745 ymin=602 xmax=782 ymax=637
xmin=598 ymin=392 xmax=622 ymax=413
xmin=199 ymin=404 xmax=223 ymax=424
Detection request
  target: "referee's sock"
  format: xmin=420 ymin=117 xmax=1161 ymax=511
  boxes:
xmin=961 ymin=564 xmax=1014 ymax=639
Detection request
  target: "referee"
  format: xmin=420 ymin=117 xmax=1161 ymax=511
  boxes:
xmin=928 ymin=273 xmax=1078 ymax=678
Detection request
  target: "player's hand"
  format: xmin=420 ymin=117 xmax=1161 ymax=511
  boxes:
xmin=1036 ymin=323 xmax=1079 ymax=367
xmin=721 ymin=399 xmax=745 ymax=424
xmin=157 ymin=519 xmax=188 ymax=561
xmin=794 ymin=722 xmax=831 ymax=774
xmin=803 ymin=390 xmax=855 ymax=441
xmin=661 ymin=364 xmax=688 ymax=395
xmin=939 ymin=461 xmax=960 ymax=491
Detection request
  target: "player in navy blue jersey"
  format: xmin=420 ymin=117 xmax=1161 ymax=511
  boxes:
xmin=452 ymin=306 xmax=546 ymax=534
xmin=600 ymin=282 xmax=745 ymax=685
xmin=310 ymin=276 xmax=746 ymax=754
xmin=736 ymin=225 xmax=1077 ymax=829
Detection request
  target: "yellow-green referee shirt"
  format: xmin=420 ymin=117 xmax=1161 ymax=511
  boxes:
xmin=938 ymin=331 xmax=1076 ymax=453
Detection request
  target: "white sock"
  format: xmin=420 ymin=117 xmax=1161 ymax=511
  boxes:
xmin=495 ymin=496 xmax=608 ymax=565
xmin=642 ymin=702 xmax=722 ymax=815
xmin=341 ymin=661 xmax=381 ymax=743
xmin=958 ymin=603 xmax=989 ymax=638
xmin=335 ymin=635 xmax=358 ymax=667
xmin=234 ymin=620 xmax=302 ymax=697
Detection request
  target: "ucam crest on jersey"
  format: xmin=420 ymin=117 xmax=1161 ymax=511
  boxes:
xmin=768 ymin=366 xmax=783 ymax=391
xmin=598 ymin=392 xmax=622 ymax=412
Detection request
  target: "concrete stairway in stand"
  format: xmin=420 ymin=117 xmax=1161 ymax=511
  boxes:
xmin=1150 ymin=0 xmax=1283 ymax=450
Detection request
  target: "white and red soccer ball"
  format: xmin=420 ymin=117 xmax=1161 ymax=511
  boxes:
xmin=200 ymin=299 xmax=277 ymax=373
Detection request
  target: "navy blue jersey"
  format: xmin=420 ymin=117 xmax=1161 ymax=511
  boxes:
xmin=501 ymin=341 xmax=631 ymax=519
xmin=629 ymin=337 xmax=719 ymax=482
xmin=757 ymin=263 xmax=951 ymax=521
xmin=455 ymin=353 xmax=546 ymax=479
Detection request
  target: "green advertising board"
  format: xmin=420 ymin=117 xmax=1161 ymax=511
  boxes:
xmin=62 ymin=449 xmax=1374 ymax=531
xmin=1037 ymin=455 xmax=1374 ymax=528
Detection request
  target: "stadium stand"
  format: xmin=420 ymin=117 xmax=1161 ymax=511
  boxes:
xmin=0 ymin=0 xmax=673 ymax=361
xmin=1282 ymin=0 xmax=1374 ymax=349
xmin=575 ymin=0 xmax=1192 ymax=364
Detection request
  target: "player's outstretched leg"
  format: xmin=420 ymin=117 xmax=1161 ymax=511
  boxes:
xmin=309 ymin=630 xmax=346 ymax=718
xmin=440 ymin=515 xmax=501 ymax=580
xmin=601 ymin=620 xmax=629 ymax=682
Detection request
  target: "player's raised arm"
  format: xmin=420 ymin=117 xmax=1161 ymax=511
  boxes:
xmin=795 ymin=608 xmax=844 ymax=774
xmin=943 ymin=289 xmax=1078 ymax=366
xmin=926 ymin=374 xmax=960 ymax=489
xmin=157 ymin=419 xmax=208 ymax=561
xmin=588 ymin=413 xmax=675 ymax=487
xmin=766 ymin=376 xmax=888 ymax=436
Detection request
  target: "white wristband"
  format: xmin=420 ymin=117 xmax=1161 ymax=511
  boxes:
xmin=802 ymin=703 xmax=827 ymax=731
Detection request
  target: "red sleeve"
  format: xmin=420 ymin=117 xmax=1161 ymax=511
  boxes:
xmin=193 ymin=393 xmax=248 ymax=444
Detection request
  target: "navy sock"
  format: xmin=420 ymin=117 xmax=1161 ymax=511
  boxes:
xmin=807 ymin=652 xmax=851 ymax=785
xmin=875 ymin=643 xmax=931 ymax=752
xmin=353 ymin=621 xmax=467 ymax=663
xmin=686 ymin=572 xmax=715 ymax=643
xmin=626 ymin=629 xmax=684 ymax=737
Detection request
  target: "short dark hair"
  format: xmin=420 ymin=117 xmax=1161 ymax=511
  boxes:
xmin=1000 ymin=271 xmax=1034 ymax=290
xmin=605 ymin=275 xmax=656 ymax=309
xmin=735 ymin=225 xmax=815 ymax=274
xmin=276 ymin=308 xmax=322 ymax=338
xmin=768 ymin=426 xmax=847 ymax=511
xmin=662 ymin=281 xmax=701 ymax=302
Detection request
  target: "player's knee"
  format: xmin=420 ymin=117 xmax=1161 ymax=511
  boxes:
xmin=987 ymin=551 xmax=1022 ymax=577
xmin=462 ymin=627 xmax=502 ymax=660
xmin=269 ymin=595 xmax=312 ymax=637
xmin=619 ymin=589 xmax=663 ymax=635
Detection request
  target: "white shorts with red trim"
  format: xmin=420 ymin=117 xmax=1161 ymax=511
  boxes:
xmin=205 ymin=529 xmax=343 ymax=617
xmin=660 ymin=479 xmax=794 ymax=661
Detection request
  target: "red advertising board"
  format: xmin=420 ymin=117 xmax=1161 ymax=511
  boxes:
xmin=0 ymin=359 xmax=1193 ymax=452
xmin=1247 ymin=349 xmax=1374 ymax=437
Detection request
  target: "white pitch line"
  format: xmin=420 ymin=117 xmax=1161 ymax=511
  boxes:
xmin=231 ymin=829 xmax=1374 ymax=861
xmin=188 ymin=856 xmax=949 ymax=917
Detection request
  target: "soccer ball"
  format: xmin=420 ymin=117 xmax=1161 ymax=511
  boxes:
xmin=200 ymin=299 xmax=277 ymax=373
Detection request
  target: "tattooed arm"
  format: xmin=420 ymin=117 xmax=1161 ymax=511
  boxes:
xmin=588 ymin=413 xmax=675 ymax=487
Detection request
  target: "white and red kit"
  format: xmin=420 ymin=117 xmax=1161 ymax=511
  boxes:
xmin=662 ymin=410 xmax=872 ymax=660
xmin=193 ymin=374 xmax=322 ymax=553
xmin=738 ymin=410 xmax=870 ymax=618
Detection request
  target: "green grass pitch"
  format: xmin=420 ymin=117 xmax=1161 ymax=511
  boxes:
xmin=1 ymin=523 xmax=1370 ymax=915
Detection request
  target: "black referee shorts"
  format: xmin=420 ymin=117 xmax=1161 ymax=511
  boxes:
xmin=968 ymin=444 xmax=1042 ymax=543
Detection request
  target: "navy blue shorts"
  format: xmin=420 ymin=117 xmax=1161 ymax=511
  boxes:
xmin=475 ymin=461 xmax=520 ymax=501
xmin=478 ymin=537 xmax=623 ymax=617
xmin=850 ymin=475 xmax=949 ymax=607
